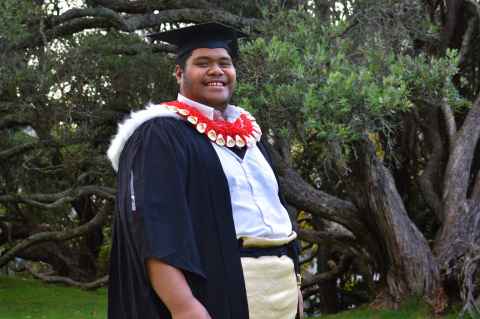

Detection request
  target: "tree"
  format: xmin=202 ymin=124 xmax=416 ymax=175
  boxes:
xmin=0 ymin=0 xmax=257 ymax=283
xmin=1 ymin=0 xmax=480 ymax=317
xmin=237 ymin=1 xmax=480 ymax=315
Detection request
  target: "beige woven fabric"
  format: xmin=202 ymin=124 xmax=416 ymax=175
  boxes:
xmin=240 ymin=231 xmax=298 ymax=248
xmin=241 ymin=255 xmax=298 ymax=319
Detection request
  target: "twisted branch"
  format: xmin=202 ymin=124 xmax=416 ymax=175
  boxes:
xmin=0 ymin=186 xmax=115 ymax=209
xmin=0 ymin=201 xmax=110 ymax=267
xmin=26 ymin=264 xmax=109 ymax=290
xmin=302 ymin=254 xmax=353 ymax=288
xmin=443 ymin=94 xmax=480 ymax=209
xmin=50 ymin=7 xmax=129 ymax=29
xmin=11 ymin=8 xmax=258 ymax=51
xmin=89 ymin=0 xmax=211 ymax=13
xmin=459 ymin=243 xmax=480 ymax=318
xmin=298 ymin=228 xmax=356 ymax=247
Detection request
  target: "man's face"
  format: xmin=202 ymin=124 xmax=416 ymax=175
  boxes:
xmin=176 ymin=48 xmax=236 ymax=110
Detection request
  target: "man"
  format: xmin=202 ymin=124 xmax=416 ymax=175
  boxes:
xmin=107 ymin=23 xmax=302 ymax=319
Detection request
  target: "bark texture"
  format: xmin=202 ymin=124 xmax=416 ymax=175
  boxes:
xmin=351 ymin=138 xmax=442 ymax=307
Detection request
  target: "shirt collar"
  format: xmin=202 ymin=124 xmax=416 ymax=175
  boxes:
xmin=177 ymin=94 xmax=240 ymax=122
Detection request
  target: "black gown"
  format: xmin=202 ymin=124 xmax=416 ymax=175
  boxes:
xmin=108 ymin=116 xmax=298 ymax=319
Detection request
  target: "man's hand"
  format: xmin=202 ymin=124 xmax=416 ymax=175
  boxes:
xmin=298 ymin=288 xmax=304 ymax=319
xmin=171 ymin=297 xmax=211 ymax=319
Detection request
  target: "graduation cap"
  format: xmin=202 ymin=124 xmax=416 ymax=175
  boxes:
xmin=147 ymin=22 xmax=247 ymax=62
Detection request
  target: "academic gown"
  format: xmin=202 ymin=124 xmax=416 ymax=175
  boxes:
xmin=108 ymin=116 xmax=299 ymax=319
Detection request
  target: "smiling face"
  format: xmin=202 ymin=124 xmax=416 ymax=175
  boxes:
xmin=175 ymin=48 xmax=236 ymax=111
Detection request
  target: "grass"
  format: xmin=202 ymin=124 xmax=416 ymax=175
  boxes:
xmin=1 ymin=276 xmax=464 ymax=319
xmin=308 ymin=298 xmax=461 ymax=319
xmin=0 ymin=276 xmax=107 ymax=319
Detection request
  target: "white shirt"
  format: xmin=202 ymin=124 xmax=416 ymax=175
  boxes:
xmin=177 ymin=94 xmax=293 ymax=239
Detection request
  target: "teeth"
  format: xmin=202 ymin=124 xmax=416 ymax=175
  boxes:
xmin=207 ymin=82 xmax=224 ymax=87
xmin=196 ymin=122 xmax=206 ymax=133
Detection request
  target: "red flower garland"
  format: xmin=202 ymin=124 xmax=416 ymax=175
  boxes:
xmin=161 ymin=101 xmax=261 ymax=148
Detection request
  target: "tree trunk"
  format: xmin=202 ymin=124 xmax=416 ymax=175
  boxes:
xmin=350 ymin=138 xmax=442 ymax=308
xmin=313 ymin=217 xmax=339 ymax=314
xmin=74 ymin=195 xmax=104 ymax=280
xmin=435 ymin=95 xmax=480 ymax=266
xmin=433 ymin=94 xmax=480 ymax=314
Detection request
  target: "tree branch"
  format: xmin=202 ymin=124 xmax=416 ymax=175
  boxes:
xmin=0 ymin=114 xmax=32 ymax=130
xmin=442 ymin=0 xmax=463 ymax=48
xmin=0 ymin=204 xmax=109 ymax=267
xmin=264 ymin=137 xmax=365 ymax=235
xmin=11 ymin=9 xmax=258 ymax=51
xmin=472 ymin=171 xmax=480 ymax=202
xmin=125 ymin=9 xmax=258 ymax=31
xmin=0 ymin=142 xmax=38 ymax=160
xmin=90 ymin=0 xmax=211 ymax=13
xmin=459 ymin=243 xmax=480 ymax=318
xmin=457 ymin=15 xmax=476 ymax=67
xmin=50 ymin=7 xmax=129 ymax=30
xmin=0 ymin=186 xmax=115 ymax=209
xmin=440 ymin=93 xmax=457 ymax=154
xmin=414 ymin=107 xmax=445 ymax=221
xmin=302 ymin=255 xmax=353 ymax=288
xmin=277 ymin=164 xmax=367 ymax=237
xmin=298 ymin=228 xmax=356 ymax=247
xmin=79 ymin=41 xmax=176 ymax=56
xmin=354 ymin=137 xmax=441 ymax=298
xmin=13 ymin=18 xmax=115 ymax=51
xmin=443 ymin=94 xmax=480 ymax=209
xmin=26 ymin=264 xmax=109 ymax=290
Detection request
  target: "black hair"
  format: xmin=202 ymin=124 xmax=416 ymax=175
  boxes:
xmin=175 ymin=47 xmax=238 ymax=71
xmin=175 ymin=50 xmax=193 ymax=70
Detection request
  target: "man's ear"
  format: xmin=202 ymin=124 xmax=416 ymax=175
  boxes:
xmin=175 ymin=65 xmax=182 ymax=85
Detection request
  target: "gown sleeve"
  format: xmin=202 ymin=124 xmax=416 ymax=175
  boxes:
xmin=128 ymin=118 xmax=205 ymax=279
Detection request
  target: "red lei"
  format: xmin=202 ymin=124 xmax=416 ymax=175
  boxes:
xmin=160 ymin=101 xmax=261 ymax=148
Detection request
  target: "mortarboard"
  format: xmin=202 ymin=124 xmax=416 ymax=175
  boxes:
xmin=147 ymin=22 xmax=247 ymax=61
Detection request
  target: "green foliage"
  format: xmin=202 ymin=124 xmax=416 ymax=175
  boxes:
xmin=96 ymin=226 xmax=112 ymax=275
xmin=238 ymin=9 xmax=468 ymax=152
xmin=0 ymin=1 xmax=37 ymax=42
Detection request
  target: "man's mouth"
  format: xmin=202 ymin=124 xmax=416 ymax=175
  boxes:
xmin=205 ymin=81 xmax=226 ymax=87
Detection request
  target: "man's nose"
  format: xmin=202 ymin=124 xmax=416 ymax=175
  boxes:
xmin=208 ymin=63 xmax=224 ymax=75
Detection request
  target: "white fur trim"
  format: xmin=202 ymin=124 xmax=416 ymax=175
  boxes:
xmin=107 ymin=103 xmax=181 ymax=171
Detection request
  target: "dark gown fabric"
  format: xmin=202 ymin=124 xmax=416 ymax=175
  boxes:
xmin=108 ymin=116 xmax=298 ymax=319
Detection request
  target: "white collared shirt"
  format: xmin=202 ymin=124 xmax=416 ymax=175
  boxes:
xmin=178 ymin=94 xmax=293 ymax=239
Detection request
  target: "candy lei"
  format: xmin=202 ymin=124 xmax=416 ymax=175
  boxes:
xmin=160 ymin=101 xmax=262 ymax=148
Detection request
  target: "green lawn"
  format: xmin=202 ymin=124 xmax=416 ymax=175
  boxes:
xmin=311 ymin=298 xmax=461 ymax=319
xmin=0 ymin=276 xmax=107 ymax=319
xmin=1 ymin=276 xmax=463 ymax=319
